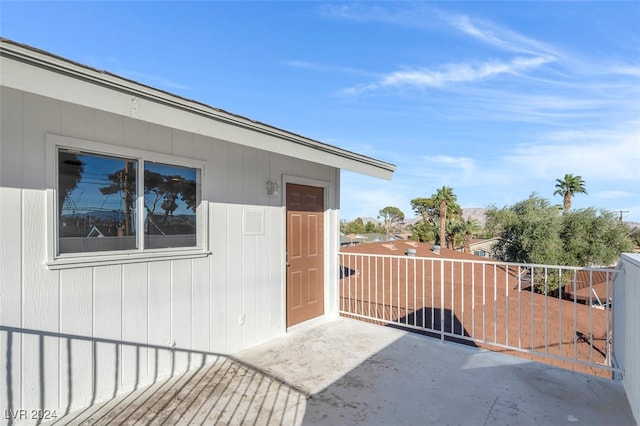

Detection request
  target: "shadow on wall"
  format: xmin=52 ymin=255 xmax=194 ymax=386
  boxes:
xmin=0 ymin=326 xmax=305 ymax=425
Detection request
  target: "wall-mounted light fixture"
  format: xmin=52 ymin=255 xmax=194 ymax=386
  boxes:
xmin=266 ymin=179 xmax=280 ymax=196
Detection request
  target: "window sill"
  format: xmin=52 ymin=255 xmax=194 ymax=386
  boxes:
xmin=45 ymin=249 xmax=212 ymax=270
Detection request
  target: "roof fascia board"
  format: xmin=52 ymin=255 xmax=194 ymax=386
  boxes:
xmin=0 ymin=40 xmax=395 ymax=180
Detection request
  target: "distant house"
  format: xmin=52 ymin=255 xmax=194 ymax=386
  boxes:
xmin=339 ymin=233 xmax=409 ymax=247
xmin=340 ymin=234 xmax=369 ymax=247
xmin=467 ymin=237 xmax=500 ymax=258
xmin=0 ymin=38 xmax=395 ymax=417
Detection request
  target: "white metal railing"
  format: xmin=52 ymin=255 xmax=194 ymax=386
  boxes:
xmin=339 ymin=252 xmax=622 ymax=377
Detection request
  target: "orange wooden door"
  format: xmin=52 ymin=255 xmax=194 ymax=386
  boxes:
xmin=286 ymin=183 xmax=325 ymax=327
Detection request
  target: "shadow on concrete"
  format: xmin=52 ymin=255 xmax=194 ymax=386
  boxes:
xmin=389 ymin=306 xmax=478 ymax=348
xmin=0 ymin=326 xmax=306 ymax=425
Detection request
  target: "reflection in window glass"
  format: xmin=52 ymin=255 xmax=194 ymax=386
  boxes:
xmin=144 ymin=162 xmax=199 ymax=249
xmin=58 ymin=149 xmax=137 ymax=253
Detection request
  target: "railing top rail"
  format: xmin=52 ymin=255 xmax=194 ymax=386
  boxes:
xmin=338 ymin=251 xmax=619 ymax=274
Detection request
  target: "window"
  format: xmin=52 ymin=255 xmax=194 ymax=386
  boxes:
xmin=48 ymin=135 xmax=206 ymax=265
xmin=58 ymin=150 xmax=138 ymax=253
xmin=143 ymin=161 xmax=198 ymax=249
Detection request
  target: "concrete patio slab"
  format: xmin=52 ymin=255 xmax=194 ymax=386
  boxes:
xmin=47 ymin=318 xmax=635 ymax=425
xmin=238 ymin=318 xmax=634 ymax=426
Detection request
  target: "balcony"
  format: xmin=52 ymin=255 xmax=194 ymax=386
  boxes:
xmin=35 ymin=318 xmax=633 ymax=425
xmin=11 ymin=250 xmax=639 ymax=425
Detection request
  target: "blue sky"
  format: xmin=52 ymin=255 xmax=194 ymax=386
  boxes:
xmin=2 ymin=1 xmax=639 ymax=222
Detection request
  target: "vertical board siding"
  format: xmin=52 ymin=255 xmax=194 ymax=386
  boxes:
xmin=59 ymin=268 xmax=94 ymax=413
xmin=171 ymin=129 xmax=193 ymax=158
xmin=171 ymin=258 xmax=193 ymax=373
xmin=616 ymin=255 xmax=640 ymax=423
xmin=269 ymin=205 xmax=285 ymax=334
xmin=191 ymin=256 xmax=211 ymax=354
xmin=0 ymin=87 xmax=24 ymax=188
xmin=0 ymin=89 xmax=339 ymax=424
xmin=0 ymin=188 xmax=22 ymax=326
xmin=148 ymin=123 xmax=172 ymax=155
xmin=120 ymin=262 xmax=148 ymax=391
xmin=226 ymin=204 xmax=244 ymax=353
xmin=0 ymin=91 xmax=25 ymax=418
xmin=0 ymin=188 xmax=22 ymax=414
xmin=21 ymin=189 xmax=60 ymax=413
xmin=209 ymin=203 xmax=229 ymax=354
xmin=147 ymin=262 xmax=172 ymax=379
xmin=61 ymin=101 xmax=95 ymax=143
xmin=23 ymin=93 xmax=61 ymax=189
xmin=122 ymin=116 xmax=150 ymax=152
xmin=93 ymin=108 xmax=124 ymax=147
xmin=93 ymin=265 xmax=123 ymax=402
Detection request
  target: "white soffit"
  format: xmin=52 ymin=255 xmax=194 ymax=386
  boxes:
xmin=0 ymin=39 xmax=395 ymax=180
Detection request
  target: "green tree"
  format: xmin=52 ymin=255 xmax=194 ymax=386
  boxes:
xmin=487 ymin=195 xmax=633 ymax=293
xmin=344 ymin=217 xmax=366 ymax=234
xmin=410 ymin=197 xmax=438 ymax=225
xmin=365 ymin=221 xmax=377 ymax=233
xmin=560 ymin=208 xmax=633 ymax=266
xmin=433 ymin=186 xmax=459 ymax=246
xmin=378 ymin=206 xmax=405 ymax=240
xmin=554 ymin=173 xmax=587 ymax=214
xmin=486 ymin=194 xmax=563 ymax=265
xmin=411 ymin=221 xmax=435 ymax=243
xmin=410 ymin=197 xmax=438 ymax=243
xmin=630 ymin=227 xmax=640 ymax=249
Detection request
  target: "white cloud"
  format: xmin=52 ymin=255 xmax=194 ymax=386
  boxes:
xmin=504 ymin=127 xmax=640 ymax=182
xmin=316 ymin=3 xmax=440 ymax=29
xmin=341 ymin=55 xmax=554 ymax=95
xmin=610 ymin=66 xmax=640 ymax=77
xmin=450 ymin=15 xmax=559 ymax=57
xmin=281 ymin=60 xmax=375 ymax=78
xmin=422 ymin=155 xmax=475 ymax=174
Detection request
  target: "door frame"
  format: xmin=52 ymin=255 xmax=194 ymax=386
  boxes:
xmin=281 ymin=174 xmax=336 ymax=331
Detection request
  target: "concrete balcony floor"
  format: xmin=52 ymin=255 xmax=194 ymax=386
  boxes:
xmin=50 ymin=318 xmax=634 ymax=425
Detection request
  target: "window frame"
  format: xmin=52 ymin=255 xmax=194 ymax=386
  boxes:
xmin=46 ymin=134 xmax=209 ymax=269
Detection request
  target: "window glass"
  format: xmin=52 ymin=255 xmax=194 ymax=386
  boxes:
xmin=58 ymin=149 xmax=137 ymax=253
xmin=144 ymin=162 xmax=199 ymax=249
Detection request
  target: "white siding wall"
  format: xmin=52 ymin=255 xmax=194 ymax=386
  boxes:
xmin=0 ymin=87 xmax=340 ymax=423
xmin=614 ymin=254 xmax=640 ymax=424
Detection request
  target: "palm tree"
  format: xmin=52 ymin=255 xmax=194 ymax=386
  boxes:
xmin=433 ymin=186 xmax=457 ymax=246
xmin=554 ymin=174 xmax=587 ymax=214
xmin=445 ymin=218 xmax=465 ymax=249
xmin=462 ymin=217 xmax=481 ymax=254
